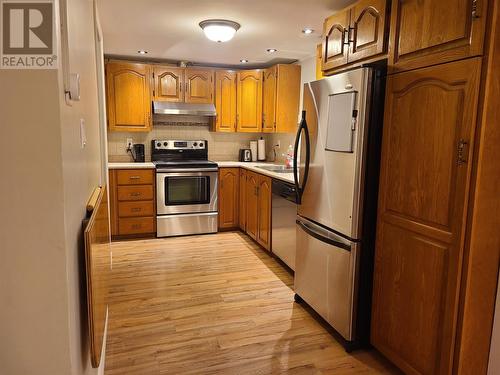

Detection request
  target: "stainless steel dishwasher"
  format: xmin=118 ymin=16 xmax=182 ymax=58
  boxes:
xmin=272 ymin=179 xmax=298 ymax=271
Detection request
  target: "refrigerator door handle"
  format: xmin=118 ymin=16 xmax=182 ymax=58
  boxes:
xmin=293 ymin=110 xmax=311 ymax=204
xmin=296 ymin=219 xmax=352 ymax=252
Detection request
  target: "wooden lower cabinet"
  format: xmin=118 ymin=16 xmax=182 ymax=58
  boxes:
xmin=256 ymin=174 xmax=272 ymax=250
xmin=371 ymin=58 xmax=482 ymax=375
xmin=245 ymin=171 xmax=259 ymax=240
xmin=239 ymin=169 xmax=247 ymax=231
xmin=109 ymin=169 xmax=156 ymax=238
xmin=218 ymin=168 xmax=239 ymax=229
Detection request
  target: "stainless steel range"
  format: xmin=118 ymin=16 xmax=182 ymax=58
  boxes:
xmin=152 ymin=139 xmax=218 ymax=237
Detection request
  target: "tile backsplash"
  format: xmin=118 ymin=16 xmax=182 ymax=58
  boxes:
xmin=107 ymin=125 xmax=272 ymax=162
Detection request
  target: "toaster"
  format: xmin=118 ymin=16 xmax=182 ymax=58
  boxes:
xmin=239 ymin=149 xmax=252 ymax=162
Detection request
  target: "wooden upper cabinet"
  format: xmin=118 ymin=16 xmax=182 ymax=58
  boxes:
xmin=322 ymin=10 xmax=350 ymax=71
xmin=389 ymin=0 xmax=488 ymax=72
xmin=256 ymin=174 xmax=272 ymax=250
xmin=316 ymin=44 xmax=324 ymax=80
xmin=245 ymin=171 xmax=259 ymax=240
xmin=262 ymin=67 xmax=277 ymax=133
xmin=237 ymin=70 xmax=263 ymax=132
xmin=184 ymin=68 xmax=214 ymax=104
xmin=218 ymin=168 xmax=239 ymax=229
xmin=215 ymin=70 xmax=237 ymax=132
xmin=371 ymin=58 xmax=481 ymax=375
xmin=153 ymin=66 xmax=184 ymax=102
xmin=106 ymin=62 xmax=152 ymax=132
xmin=349 ymin=0 xmax=388 ymax=63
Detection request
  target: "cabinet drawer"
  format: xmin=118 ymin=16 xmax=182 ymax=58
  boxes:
xmin=118 ymin=201 xmax=154 ymax=217
xmin=116 ymin=169 xmax=154 ymax=185
xmin=117 ymin=185 xmax=154 ymax=201
xmin=118 ymin=217 xmax=154 ymax=235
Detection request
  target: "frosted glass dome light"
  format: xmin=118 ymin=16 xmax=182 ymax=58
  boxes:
xmin=199 ymin=20 xmax=241 ymax=43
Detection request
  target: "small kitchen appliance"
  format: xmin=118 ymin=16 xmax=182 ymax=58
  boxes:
xmin=239 ymin=149 xmax=252 ymax=162
xmin=130 ymin=144 xmax=145 ymax=162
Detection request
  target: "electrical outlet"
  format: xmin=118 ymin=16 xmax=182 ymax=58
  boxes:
xmin=126 ymin=138 xmax=133 ymax=150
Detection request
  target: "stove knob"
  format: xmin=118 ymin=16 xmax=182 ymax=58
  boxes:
xmin=163 ymin=142 xmax=168 ymax=147
xmin=156 ymin=142 xmax=162 ymax=148
xmin=193 ymin=142 xmax=198 ymax=147
xmin=199 ymin=142 xmax=204 ymax=148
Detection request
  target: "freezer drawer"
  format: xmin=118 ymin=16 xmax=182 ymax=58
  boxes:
xmin=157 ymin=212 xmax=217 ymax=237
xmin=295 ymin=216 xmax=359 ymax=341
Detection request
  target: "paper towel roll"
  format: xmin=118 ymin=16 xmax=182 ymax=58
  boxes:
xmin=250 ymin=141 xmax=258 ymax=162
xmin=258 ymin=138 xmax=266 ymax=161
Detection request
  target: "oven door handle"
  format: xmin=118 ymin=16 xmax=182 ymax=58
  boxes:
xmin=156 ymin=167 xmax=219 ymax=173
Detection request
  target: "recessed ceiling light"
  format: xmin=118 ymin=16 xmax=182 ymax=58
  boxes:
xmin=240 ymin=59 xmax=248 ymax=63
xmin=266 ymin=48 xmax=278 ymax=53
xmin=199 ymin=19 xmax=241 ymax=42
xmin=302 ymin=28 xmax=314 ymax=34
xmin=137 ymin=50 xmax=148 ymax=55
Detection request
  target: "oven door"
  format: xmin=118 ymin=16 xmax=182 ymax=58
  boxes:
xmin=156 ymin=170 xmax=218 ymax=215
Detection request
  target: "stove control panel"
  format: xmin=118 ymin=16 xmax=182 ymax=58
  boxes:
xmin=153 ymin=140 xmax=206 ymax=150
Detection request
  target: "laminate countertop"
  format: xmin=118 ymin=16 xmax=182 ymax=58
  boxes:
xmin=107 ymin=161 xmax=294 ymax=184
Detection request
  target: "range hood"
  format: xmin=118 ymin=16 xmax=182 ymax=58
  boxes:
xmin=153 ymin=101 xmax=216 ymax=116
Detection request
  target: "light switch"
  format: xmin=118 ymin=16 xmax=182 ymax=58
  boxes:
xmin=80 ymin=119 xmax=87 ymax=149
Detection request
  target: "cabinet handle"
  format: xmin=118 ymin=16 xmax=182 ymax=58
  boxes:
xmin=131 ymin=207 xmax=142 ymax=212
xmin=131 ymin=192 xmax=141 ymax=197
xmin=343 ymin=26 xmax=354 ymax=46
xmin=132 ymin=224 xmax=142 ymax=229
xmin=185 ymin=82 xmax=188 ymax=93
xmin=457 ymin=139 xmax=469 ymax=164
xmin=472 ymin=0 xmax=480 ymax=18
xmin=129 ymin=176 xmax=141 ymax=180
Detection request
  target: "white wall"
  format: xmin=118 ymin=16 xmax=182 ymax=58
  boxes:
xmin=0 ymin=0 xmax=105 ymax=374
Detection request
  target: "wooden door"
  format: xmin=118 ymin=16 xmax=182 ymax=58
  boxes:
xmin=218 ymin=168 xmax=239 ymax=229
xmin=371 ymin=58 xmax=481 ymax=375
xmin=275 ymin=64 xmax=301 ymax=133
xmin=262 ymin=66 xmax=277 ymax=133
xmin=153 ymin=66 xmax=184 ymax=102
xmin=106 ymin=62 xmax=152 ymax=132
xmin=348 ymin=0 xmax=388 ymax=63
xmin=215 ymin=70 xmax=237 ymax=132
xmin=236 ymin=70 xmax=263 ymax=132
xmin=388 ymin=0 xmax=488 ymax=72
xmin=245 ymin=171 xmax=259 ymax=240
xmin=239 ymin=169 xmax=247 ymax=231
xmin=184 ymin=68 xmax=214 ymax=104
xmin=322 ymin=10 xmax=350 ymax=71
xmin=256 ymin=174 xmax=272 ymax=251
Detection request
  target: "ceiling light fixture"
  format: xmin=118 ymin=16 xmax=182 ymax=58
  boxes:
xmin=302 ymin=28 xmax=314 ymax=34
xmin=266 ymin=48 xmax=278 ymax=53
xmin=240 ymin=59 xmax=248 ymax=63
xmin=137 ymin=50 xmax=148 ymax=55
xmin=199 ymin=19 xmax=241 ymax=42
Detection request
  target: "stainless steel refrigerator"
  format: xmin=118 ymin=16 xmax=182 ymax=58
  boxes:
xmin=293 ymin=66 xmax=385 ymax=350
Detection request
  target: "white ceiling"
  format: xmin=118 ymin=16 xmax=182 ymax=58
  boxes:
xmin=98 ymin=0 xmax=354 ymax=67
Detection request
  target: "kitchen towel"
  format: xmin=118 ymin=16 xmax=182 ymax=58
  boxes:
xmin=258 ymin=137 xmax=266 ymax=161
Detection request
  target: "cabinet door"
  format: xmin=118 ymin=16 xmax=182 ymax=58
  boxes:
xmin=322 ymin=10 xmax=350 ymax=71
xmin=245 ymin=171 xmax=259 ymax=240
xmin=256 ymin=174 xmax=272 ymax=251
xmin=218 ymin=168 xmax=239 ymax=229
xmin=153 ymin=66 xmax=184 ymax=102
xmin=185 ymin=68 xmax=214 ymax=104
xmin=371 ymin=58 xmax=481 ymax=375
xmin=275 ymin=64 xmax=301 ymax=133
xmin=316 ymin=44 xmax=324 ymax=80
xmin=109 ymin=170 xmax=118 ymax=236
xmin=262 ymin=66 xmax=277 ymax=133
xmin=215 ymin=70 xmax=237 ymax=132
xmin=237 ymin=70 xmax=263 ymax=132
xmin=239 ymin=169 xmax=247 ymax=231
xmin=389 ymin=0 xmax=488 ymax=72
xmin=106 ymin=62 xmax=152 ymax=132
xmin=348 ymin=0 xmax=388 ymax=63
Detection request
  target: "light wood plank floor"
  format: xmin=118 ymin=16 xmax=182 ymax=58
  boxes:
xmin=105 ymin=231 xmax=400 ymax=375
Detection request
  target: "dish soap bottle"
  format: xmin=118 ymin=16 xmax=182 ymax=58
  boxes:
xmin=285 ymin=145 xmax=294 ymax=169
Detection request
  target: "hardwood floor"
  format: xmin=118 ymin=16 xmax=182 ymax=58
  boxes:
xmin=105 ymin=231 xmax=399 ymax=374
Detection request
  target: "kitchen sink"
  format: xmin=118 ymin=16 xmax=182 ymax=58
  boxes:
xmin=256 ymin=165 xmax=294 ymax=174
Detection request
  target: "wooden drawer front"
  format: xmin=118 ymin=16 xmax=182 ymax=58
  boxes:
xmin=119 ymin=217 xmax=154 ymax=235
xmin=117 ymin=185 xmax=154 ymax=201
xmin=118 ymin=201 xmax=154 ymax=217
xmin=116 ymin=169 xmax=154 ymax=185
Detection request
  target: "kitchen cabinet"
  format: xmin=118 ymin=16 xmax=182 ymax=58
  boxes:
xmin=388 ymin=0 xmax=488 ymax=72
xmin=184 ymin=68 xmax=214 ymax=104
xmin=218 ymin=168 xmax=239 ymax=229
xmin=256 ymin=174 xmax=272 ymax=250
xmin=245 ymin=171 xmax=259 ymax=240
xmin=215 ymin=70 xmax=237 ymax=132
xmin=236 ymin=70 xmax=263 ymax=132
xmin=106 ymin=62 xmax=152 ymax=132
xmin=262 ymin=64 xmax=301 ymax=133
xmin=153 ymin=66 xmax=184 ymax=102
xmin=321 ymin=0 xmax=389 ymax=72
xmin=316 ymin=44 xmax=324 ymax=80
xmin=109 ymin=169 xmax=156 ymax=239
xmin=239 ymin=168 xmax=247 ymax=231
xmin=371 ymin=58 xmax=481 ymax=375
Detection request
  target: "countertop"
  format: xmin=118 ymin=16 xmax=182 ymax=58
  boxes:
xmin=108 ymin=161 xmax=294 ymax=184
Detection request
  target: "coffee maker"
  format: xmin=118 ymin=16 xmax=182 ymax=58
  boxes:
xmin=129 ymin=144 xmax=145 ymax=162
